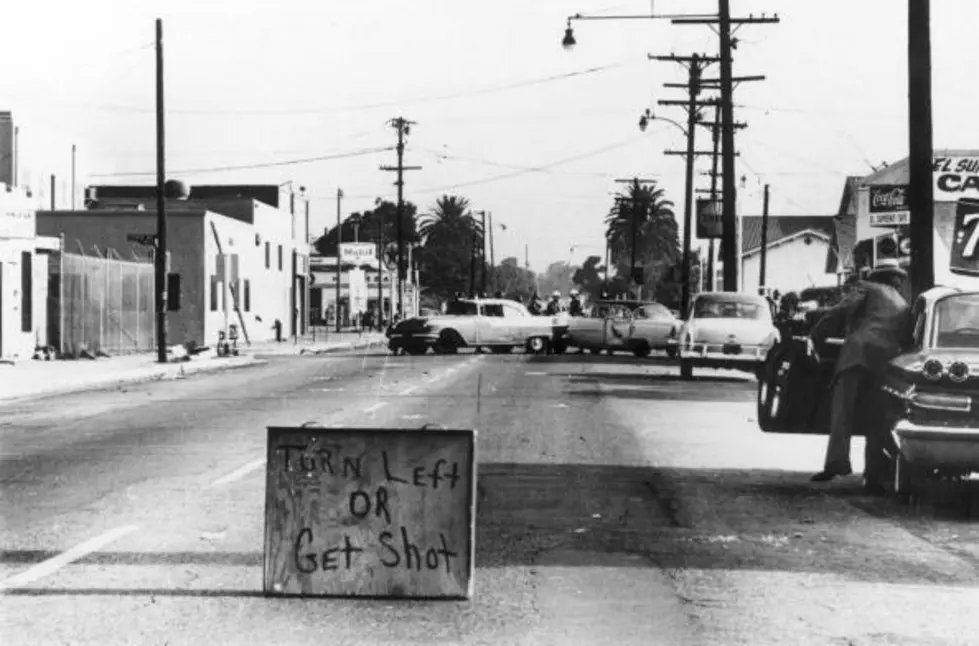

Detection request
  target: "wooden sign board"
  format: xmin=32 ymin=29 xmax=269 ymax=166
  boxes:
xmin=263 ymin=426 xmax=476 ymax=599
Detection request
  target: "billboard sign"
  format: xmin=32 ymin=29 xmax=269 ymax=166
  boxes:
xmin=696 ymin=199 xmax=722 ymax=239
xmin=950 ymin=198 xmax=979 ymax=276
xmin=934 ymin=156 xmax=979 ymax=201
xmin=339 ymin=242 xmax=376 ymax=264
xmin=868 ymin=184 xmax=910 ymax=227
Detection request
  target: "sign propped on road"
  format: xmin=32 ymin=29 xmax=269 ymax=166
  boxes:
xmin=263 ymin=426 xmax=476 ymax=599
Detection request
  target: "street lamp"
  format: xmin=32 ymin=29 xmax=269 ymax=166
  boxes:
xmin=638 ymin=108 xmax=687 ymax=136
xmin=562 ymin=19 xmax=576 ymax=49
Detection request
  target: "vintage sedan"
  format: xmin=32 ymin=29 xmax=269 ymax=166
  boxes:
xmin=386 ymin=298 xmax=557 ymax=355
xmin=677 ymin=292 xmax=780 ymax=380
xmin=565 ymin=300 xmax=679 ymax=358
xmin=757 ymin=286 xmax=979 ymax=498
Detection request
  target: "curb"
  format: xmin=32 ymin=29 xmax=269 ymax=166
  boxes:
xmin=0 ymin=357 xmax=268 ymax=406
xmin=252 ymin=339 xmax=388 ymax=357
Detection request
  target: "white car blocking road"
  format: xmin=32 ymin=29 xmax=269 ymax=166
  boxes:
xmin=677 ymin=291 xmax=780 ymax=379
xmin=564 ymin=300 xmax=679 ymax=357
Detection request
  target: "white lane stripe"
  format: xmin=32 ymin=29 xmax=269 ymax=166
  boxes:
xmin=363 ymin=402 xmax=387 ymax=414
xmin=525 ymin=371 xmax=546 ymax=376
xmin=0 ymin=525 xmax=139 ymax=591
xmin=400 ymin=386 xmax=418 ymax=396
xmin=210 ymin=458 xmax=267 ymax=488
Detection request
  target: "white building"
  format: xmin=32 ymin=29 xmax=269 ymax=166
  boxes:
xmin=0 ymin=183 xmax=59 ymax=360
xmin=739 ymin=215 xmax=838 ymax=296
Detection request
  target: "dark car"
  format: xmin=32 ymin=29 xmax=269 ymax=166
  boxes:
xmin=756 ymin=286 xmax=979 ymax=497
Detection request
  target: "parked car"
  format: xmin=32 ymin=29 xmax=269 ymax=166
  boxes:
xmin=386 ymin=298 xmax=558 ymax=355
xmin=757 ymin=286 xmax=979 ymax=497
xmin=677 ymin=292 xmax=780 ymax=380
xmin=565 ymin=300 xmax=679 ymax=358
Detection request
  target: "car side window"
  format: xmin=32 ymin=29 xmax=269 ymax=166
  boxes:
xmin=482 ymin=304 xmax=505 ymax=317
xmin=502 ymin=304 xmax=526 ymax=318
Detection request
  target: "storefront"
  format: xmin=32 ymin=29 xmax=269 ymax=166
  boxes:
xmin=830 ymin=150 xmax=979 ymax=289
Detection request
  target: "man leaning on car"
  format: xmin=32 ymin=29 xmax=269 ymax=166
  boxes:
xmin=808 ymin=258 xmax=912 ymax=493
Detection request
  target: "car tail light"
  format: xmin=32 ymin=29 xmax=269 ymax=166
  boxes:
xmin=949 ymin=361 xmax=970 ymax=383
xmin=922 ymin=359 xmax=944 ymax=381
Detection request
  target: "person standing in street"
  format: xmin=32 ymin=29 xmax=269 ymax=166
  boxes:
xmin=544 ymin=291 xmax=564 ymax=316
xmin=568 ymin=289 xmax=584 ymax=317
xmin=808 ymin=259 xmax=912 ymax=492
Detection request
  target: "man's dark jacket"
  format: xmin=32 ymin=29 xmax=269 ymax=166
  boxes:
xmin=810 ymin=281 xmax=911 ymax=378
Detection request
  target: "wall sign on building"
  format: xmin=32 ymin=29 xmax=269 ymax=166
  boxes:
xmin=339 ymin=242 xmax=377 ymax=264
xmin=263 ymin=425 xmax=476 ymax=599
xmin=868 ymin=184 xmax=910 ymax=228
xmin=950 ymin=197 xmax=979 ymax=276
xmin=696 ymin=199 xmax=722 ymax=239
xmin=934 ymin=156 xmax=979 ymax=200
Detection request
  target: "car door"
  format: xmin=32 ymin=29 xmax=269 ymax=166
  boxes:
xmin=571 ymin=306 xmax=606 ymax=348
xmin=476 ymin=303 xmax=507 ymax=344
xmin=631 ymin=304 xmax=676 ymax=348
xmin=605 ymin=304 xmax=633 ymax=349
xmin=502 ymin=302 xmax=535 ymax=344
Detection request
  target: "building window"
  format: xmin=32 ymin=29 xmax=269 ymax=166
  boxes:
xmin=244 ymin=279 xmax=251 ymax=312
xmin=265 ymin=242 xmax=271 ymax=269
xmin=278 ymin=245 xmax=283 ymax=271
xmin=210 ymin=275 xmax=219 ymax=312
xmin=21 ymin=251 xmax=32 ymax=332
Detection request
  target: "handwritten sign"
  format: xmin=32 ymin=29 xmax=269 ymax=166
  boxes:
xmin=263 ymin=426 xmax=476 ymax=599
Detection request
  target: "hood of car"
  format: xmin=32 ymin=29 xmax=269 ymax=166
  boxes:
xmin=682 ymin=318 xmax=775 ymax=345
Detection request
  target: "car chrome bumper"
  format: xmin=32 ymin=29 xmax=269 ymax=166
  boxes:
xmin=892 ymin=419 xmax=979 ymax=469
xmin=679 ymin=344 xmax=769 ymax=362
xmin=387 ymin=333 xmax=438 ymax=348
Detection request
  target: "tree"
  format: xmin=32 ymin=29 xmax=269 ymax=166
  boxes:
xmin=415 ymin=194 xmax=484 ymax=303
xmin=654 ymin=249 xmax=703 ymax=311
xmin=489 ymin=257 xmax=537 ymax=302
xmin=571 ymin=255 xmax=607 ymax=300
xmin=536 ymin=261 xmax=575 ymax=298
xmin=604 ymin=181 xmax=680 ymax=300
xmin=313 ymin=199 xmax=419 ymax=267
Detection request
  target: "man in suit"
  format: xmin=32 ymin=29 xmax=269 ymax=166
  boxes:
xmin=808 ymin=259 xmax=911 ymax=491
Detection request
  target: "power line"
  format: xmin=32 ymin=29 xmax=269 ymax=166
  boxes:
xmin=416 ymin=146 xmax=623 ymax=178
xmin=33 ymin=59 xmax=637 ymax=116
xmin=89 ymin=146 xmax=393 ymax=177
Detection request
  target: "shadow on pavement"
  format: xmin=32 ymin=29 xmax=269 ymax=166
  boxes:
xmin=566 ymin=371 xmax=752 ymax=386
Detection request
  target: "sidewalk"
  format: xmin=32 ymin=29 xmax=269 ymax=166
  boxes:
xmin=244 ymin=330 xmax=388 ymax=356
xmin=0 ymin=331 xmax=390 ymax=404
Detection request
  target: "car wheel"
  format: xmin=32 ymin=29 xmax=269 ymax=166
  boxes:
xmin=527 ymin=336 xmax=548 ymax=354
xmin=589 ymin=348 xmax=601 ymax=355
xmin=680 ymin=361 xmax=693 ymax=380
xmin=632 ymin=342 xmax=651 ymax=359
xmin=490 ymin=346 xmax=514 ymax=354
xmin=552 ymin=340 xmax=568 ymax=355
xmin=433 ymin=330 xmax=461 ymax=355
xmin=406 ymin=346 xmax=428 ymax=356
xmin=894 ymin=453 xmax=923 ymax=503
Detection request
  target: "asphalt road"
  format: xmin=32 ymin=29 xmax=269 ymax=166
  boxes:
xmin=1 ymin=347 xmax=978 ymax=645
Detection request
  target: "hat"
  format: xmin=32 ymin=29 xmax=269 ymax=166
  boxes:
xmin=869 ymin=258 xmax=908 ymax=280
xmin=552 ymin=290 xmax=561 ymax=298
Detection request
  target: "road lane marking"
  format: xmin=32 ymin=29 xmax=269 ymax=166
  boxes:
xmin=0 ymin=525 xmax=139 ymax=591
xmin=210 ymin=458 xmax=267 ymax=488
xmin=363 ymin=402 xmax=387 ymax=414
xmin=400 ymin=386 xmax=418 ymax=396
xmin=316 ymin=387 xmax=346 ymax=392
xmin=401 ymin=414 xmax=424 ymax=420
xmin=526 ymin=371 xmax=546 ymax=376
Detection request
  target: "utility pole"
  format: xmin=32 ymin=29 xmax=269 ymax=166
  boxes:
xmin=154 ymin=18 xmax=168 ymax=364
xmin=707 ymin=105 xmax=721 ymax=291
xmin=656 ymin=53 xmax=714 ymax=317
xmin=480 ymin=210 xmax=488 ymax=295
xmin=380 ymin=117 xmax=421 ymax=320
xmin=71 ymin=144 xmax=76 ymax=209
xmin=908 ymin=0 xmax=935 ymax=298
xmin=335 ymin=188 xmax=343 ymax=333
xmin=672 ymin=8 xmax=779 ymax=292
xmin=377 ymin=216 xmax=384 ymax=330
xmin=469 ymin=213 xmax=481 ymax=297
xmin=488 ymin=212 xmax=496 ymax=292
xmin=759 ymin=184 xmax=770 ymax=292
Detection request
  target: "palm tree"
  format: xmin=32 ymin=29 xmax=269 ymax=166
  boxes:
xmin=418 ymin=195 xmax=478 ymax=242
xmin=604 ymin=182 xmax=679 ymax=282
xmin=416 ymin=194 xmax=484 ymax=300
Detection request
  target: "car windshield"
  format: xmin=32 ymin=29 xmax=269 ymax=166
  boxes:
xmin=693 ymin=296 xmax=769 ymax=320
xmin=933 ymin=294 xmax=979 ymax=349
xmin=445 ymin=301 xmax=478 ymax=316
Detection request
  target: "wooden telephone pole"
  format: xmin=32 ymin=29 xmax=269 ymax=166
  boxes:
xmin=672 ymin=6 xmax=779 ymax=291
xmin=154 ymin=18 xmax=168 ymax=364
xmin=380 ymin=117 xmax=420 ymax=320
xmin=908 ymin=0 xmax=935 ymax=298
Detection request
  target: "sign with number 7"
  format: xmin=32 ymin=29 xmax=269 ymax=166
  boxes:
xmin=951 ymin=198 xmax=979 ymax=276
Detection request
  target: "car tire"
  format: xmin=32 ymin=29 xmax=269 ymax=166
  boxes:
xmin=589 ymin=348 xmax=601 ymax=355
xmin=433 ymin=330 xmax=461 ymax=355
xmin=406 ymin=346 xmax=428 ymax=356
xmin=527 ymin=336 xmax=548 ymax=354
xmin=894 ymin=452 xmax=923 ymax=503
xmin=680 ymin=361 xmax=693 ymax=380
xmin=632 ymin=342 xmax=651 ymax=359
xmin=490 ymin=346 xmax=514 ymax=354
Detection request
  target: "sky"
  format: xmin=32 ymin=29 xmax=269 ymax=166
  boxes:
xmin=2 ymin=0 xmax=978 ymax=272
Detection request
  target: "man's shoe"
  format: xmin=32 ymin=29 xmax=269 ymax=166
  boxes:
xmin=810 ymin=466 xmax=853 ymax=482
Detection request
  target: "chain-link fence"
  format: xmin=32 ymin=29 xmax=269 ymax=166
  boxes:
xmin=49 ymin=249 xmax=156 ymax=356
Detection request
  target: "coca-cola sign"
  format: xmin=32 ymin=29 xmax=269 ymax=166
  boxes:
xmin=869 ymin=185 xmax=909 ymax=213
